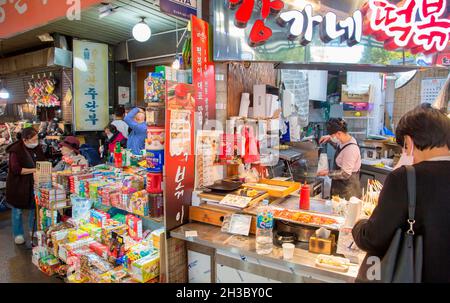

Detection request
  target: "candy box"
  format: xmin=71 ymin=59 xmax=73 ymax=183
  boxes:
xmin=151 ymin=228 xmax=165 ymax=250
xmin=32 ymin=246 xmax=49 ymax=267
xmin=122 ymin=175 xmax=145 ymax=191
xmin=107 ymin=232 xmax=126 ymax=265
xmin=110 ymin=266 xmax=129 ymax=283
xmin=130 ymin=190 xmax=149 ymax=216
xmin=144 ymin=72 xmax=166 ymax=103
xmin=68 ymin=229 xmax=90 ymax=243
xmin=90 ymin=209 xmax=110 ymax=228
xmin=38 ymin=255 xmax=61 ymax=276
xmin=122 ymin=243 xmax=153 ymax=269
xmin=126 ymin=215 xmax=143 ymax=241
xmin=130 ymin=253 xmax=160 ymax=283
xmin=102 ymin=222 xmax=127 ymax=246
xmin=80 ymin=223 xmax=102 ymax=241
xmin=89 ymin=242 xmax=108 ymax=259
xmin=145 ymin=149 xmax=164 ymax=172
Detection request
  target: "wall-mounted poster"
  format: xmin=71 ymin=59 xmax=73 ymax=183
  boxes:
xmin=118 ymin=86 xmax=130 ymax=105
xmin=73 ymin=40 xmax=109 ymax=131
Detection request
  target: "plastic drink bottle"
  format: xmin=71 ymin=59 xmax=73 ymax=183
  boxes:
xmin=114 ymin=142 xmax=122 ymax=168
xmin=256 ymin=199 xmax=274 ymax=255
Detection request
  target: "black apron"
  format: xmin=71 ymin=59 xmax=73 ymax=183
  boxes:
xmin=331 ymin=142 xmax=362 ymax=200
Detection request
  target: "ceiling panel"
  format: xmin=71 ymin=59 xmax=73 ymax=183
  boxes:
xmin=0 ymin=0 xmax=187 ymax=56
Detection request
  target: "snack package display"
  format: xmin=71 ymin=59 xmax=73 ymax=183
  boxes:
xmin=130 ymin=253 xmax=160 ymax=283
xmin=146 ymin=150 xmax=164 ymax=172
xmin=144 ymin=72 xmax=166 ymax=103
xmin=90 ymin=209 xmax=110 ymax=227
xmin=129 ymin=190 xmax=149 ymax=217
xmin=38 ymin=255 xmax=61 ymax=276
xmin=126 ymin=215 xmax=143 ymax=241
xmin=107 ymin=232 xmax=126 ymax=265
xmin=37 ymin=188 xmax=67 ymax=209
xmin=33 ymin=157 xmax=164 ymax=283
xmin=151 ymin=228 xmax=165 ymax=250
xmin=89 ymin=242 xmax=108 ymax=259
xmin=67 ymin=229 xmax=90 ymax=242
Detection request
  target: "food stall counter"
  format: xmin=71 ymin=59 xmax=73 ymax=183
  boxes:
xmin=171 ymin=222 xmax=361 ymax=283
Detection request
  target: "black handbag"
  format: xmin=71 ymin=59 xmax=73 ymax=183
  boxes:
xmin=379 ymin=165 xmax=423 ymax=283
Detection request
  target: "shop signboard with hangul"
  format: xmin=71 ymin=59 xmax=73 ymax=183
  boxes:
xmin=0 ymin=0 xmax=104 ymax=39
xmin=159 ymin=0 xmax=197 ymax=20
xmin=191 ymin=15 xmax=216 ymax=128
xmin=73 ymin=40 xmax=109 ymax=131
xmin=165 ymin=81 xmax=196 ymax=231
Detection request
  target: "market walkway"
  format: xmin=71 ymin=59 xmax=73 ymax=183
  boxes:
xmin=0 ymin=210 xmax=62 ymax=283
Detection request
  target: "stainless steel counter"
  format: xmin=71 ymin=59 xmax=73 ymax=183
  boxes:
xmin=171 ymin=222 xmax=361 ymax=283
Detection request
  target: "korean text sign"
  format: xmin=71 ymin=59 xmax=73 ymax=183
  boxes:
xmin=165 ymin=81 xmax=196 ymax=231
xmin=191 ymin=15 xmax=216 ymax=125
xmin=0 ymin=0 xmax=104 ymax=39
xmin=73 ymin=40 xmax=109 ymax=131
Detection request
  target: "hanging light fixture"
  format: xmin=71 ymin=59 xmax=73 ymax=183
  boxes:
xmin=132 ymin=18 xmax=151 ymax=42
xmin=171 ymin=20 xmax=181 ymax=70
xmin=0 ymin=80 xmax=10 ymax=99
xmin=172 ymin=55 xmax=181 ymax=70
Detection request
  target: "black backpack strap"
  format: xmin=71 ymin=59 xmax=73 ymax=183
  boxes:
xmin=405 ymin=165 xmax=417 ymax=233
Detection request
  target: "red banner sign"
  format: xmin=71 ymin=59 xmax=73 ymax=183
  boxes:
xmin=0 ymin=0 xmax=104 ymax=39
xmin=164 ymin=81 xmax=196 ymax=231
xmin=436 ymin=52 xmax=450 ymax=66
xmin=191 ymin=15 xmax=216 ymax=126
xmin=362 ymin=0 xmax=450 ymax=55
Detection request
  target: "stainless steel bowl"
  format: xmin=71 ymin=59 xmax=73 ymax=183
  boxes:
xmin=276 ymin=221 xmax=318 ymax=243
xmin=274 ymin=231 xmax=296 ymax=246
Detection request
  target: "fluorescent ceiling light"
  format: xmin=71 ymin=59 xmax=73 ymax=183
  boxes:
xmin=0 ymin=88 xmax=10 ymax=99
xmin=132 ymin=18 xmax=152 ymax=42
xmin=37 ymin=33 xmax=54 ymax=42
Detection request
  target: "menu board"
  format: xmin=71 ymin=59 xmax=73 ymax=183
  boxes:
xmin=165 ymin=81 xmax=196 ymax=231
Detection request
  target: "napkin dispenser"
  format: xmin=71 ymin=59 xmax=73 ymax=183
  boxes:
xmin=309 ymin=227 xmax=336 ymax=255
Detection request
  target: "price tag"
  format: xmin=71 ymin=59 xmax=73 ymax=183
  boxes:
xmin=185 ymin=230 xmax=198 ymax=238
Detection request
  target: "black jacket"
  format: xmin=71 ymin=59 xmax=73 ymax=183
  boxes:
xmin=353 ymin=161 xmax=450 ymax=282
xmin=6 ymin=141 xmax=46 ymax=209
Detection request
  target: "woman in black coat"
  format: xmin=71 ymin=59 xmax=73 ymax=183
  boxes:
xmin=6 ymin=127 xmax=46 ymax=245
xmin=352 ymin=106 xmax=450 ymax=282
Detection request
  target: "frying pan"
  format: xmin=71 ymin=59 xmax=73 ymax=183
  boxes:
xmin=205 ymin=180 xmax=243 ymax=193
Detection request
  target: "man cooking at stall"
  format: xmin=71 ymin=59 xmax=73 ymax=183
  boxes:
xmin=317 ymin=118 xmax=362 ymax=200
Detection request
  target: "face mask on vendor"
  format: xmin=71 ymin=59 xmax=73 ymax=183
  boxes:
xmin=331 ymin=134 xmax=341 ymax=144
xmin=23 ymin=135 xmax=39 ymax=149
xmin=61 ymin=146 xmax=75 ymax=157
xmin=394 ymin=136 xmax=415 ymax=169
xmin=105 ymin=129 xmax=113 ymax=139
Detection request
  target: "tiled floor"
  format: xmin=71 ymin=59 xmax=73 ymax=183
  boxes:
xmin=0 ymin=210 xmax=62 ymax=283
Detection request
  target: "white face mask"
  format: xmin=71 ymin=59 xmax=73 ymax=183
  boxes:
xmin=331 ymin=136 xmax=340 ymax=144
xmin=394 ymin=142 xmax=414 ymax=170
xmin=107 ymin=133 xmax=113 ymax=139
xmin=25 ymin=142 xmax=38 ymax=149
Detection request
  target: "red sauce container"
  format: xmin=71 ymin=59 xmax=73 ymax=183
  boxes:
xmin=299 ymin=184 xmax=310 ymax=210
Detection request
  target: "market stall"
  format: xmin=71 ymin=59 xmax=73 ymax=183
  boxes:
xmin=166 ymin=0 xmax=450 ymax=284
